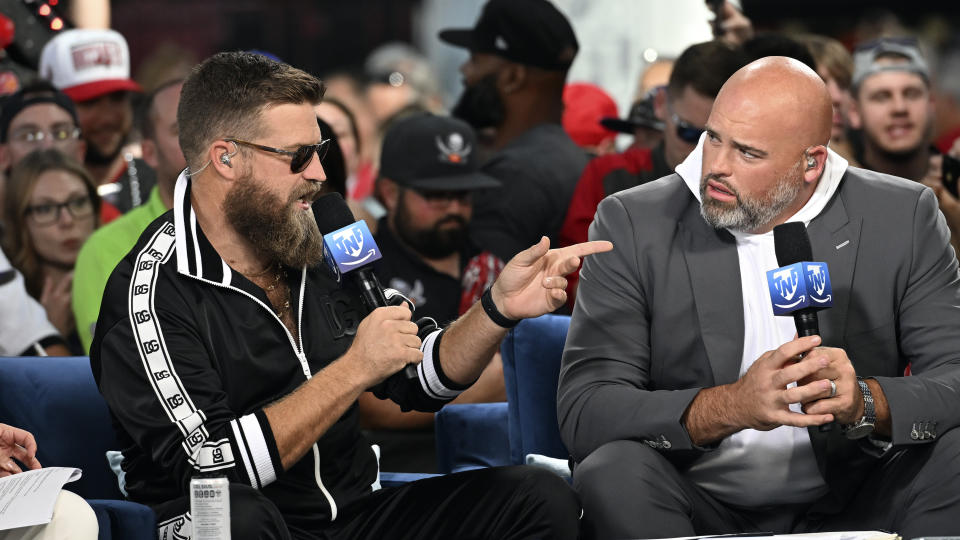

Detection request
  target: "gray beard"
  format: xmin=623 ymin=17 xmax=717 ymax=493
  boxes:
xmin=699 ymin=160 xmax=804 ymax=233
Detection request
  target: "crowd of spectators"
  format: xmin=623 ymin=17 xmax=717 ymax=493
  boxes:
xmin=2 ymin=0 xmax=960 ymax=538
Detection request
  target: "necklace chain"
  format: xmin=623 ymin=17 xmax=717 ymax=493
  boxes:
xmin=248 ymin=261 xmax=277 ymax=278
xmin=269 ymin=267 xmax=289 ymax=318
xmin=248 ymin=263 xmax=290 ymax=319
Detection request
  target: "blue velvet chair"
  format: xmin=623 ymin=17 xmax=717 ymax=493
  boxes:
xmin=500 ymin=314 xmax=572 ymax=465
xmin=434 ymin=402 xmax=510 ymax=474
xmin=0 ymin=356 xmax=155 ymax=539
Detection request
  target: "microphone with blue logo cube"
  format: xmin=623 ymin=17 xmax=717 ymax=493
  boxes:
xmin=322 ymin=218 xmax=386 ymax=309
xmin=769 ymin=222 xmax=833 ymax=337
xmin=771 ymin=223 xmax=835 ymax=430
xmin=314 ymin=193 xmax=419 ymax=380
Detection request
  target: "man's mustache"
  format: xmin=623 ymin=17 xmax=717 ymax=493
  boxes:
xmin=701 ymin=173 xmax=740 ymax=199
xmin=437 ymin=215 xmax=468 ymax=227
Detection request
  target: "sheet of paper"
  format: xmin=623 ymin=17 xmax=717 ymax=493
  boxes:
xmin=0 ymin=467 xmax=82 ymax=531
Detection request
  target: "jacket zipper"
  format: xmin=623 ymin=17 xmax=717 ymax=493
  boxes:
xmin=183 ymin=270 xmax=338 ymax=519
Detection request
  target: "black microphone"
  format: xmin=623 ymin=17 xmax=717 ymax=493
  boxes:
xmin=772 ymin=222 xmax=836 ymax=430
xmin=773 ymin=222 xmax=821 ymax=337
xmin=312 ymin=193 xmax=419 ymax=380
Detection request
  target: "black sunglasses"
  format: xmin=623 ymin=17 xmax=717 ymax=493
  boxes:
xmin=412 ymin=189 xmax=472 ymax=207
xmin=224 ymin=138 xmax=331 ymax=173
xmin=671 ymin=113 xmax=704 ymax=144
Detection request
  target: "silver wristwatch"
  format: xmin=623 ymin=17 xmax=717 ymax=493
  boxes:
xmin=842 ymin=378 xmax=876 ymax=440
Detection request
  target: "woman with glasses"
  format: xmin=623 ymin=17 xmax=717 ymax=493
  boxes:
xmin=3 ymin=149 xmax=100 ymax=354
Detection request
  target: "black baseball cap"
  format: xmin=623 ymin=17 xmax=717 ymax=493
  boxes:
xmin=600 ymin=95 xmax=664 ymax=134
xmin=380 ymin=113 xmax=501 ymax=192
xmin=438 ymin=0 xmax=578 ymax=72
xmin=0 ymin=81 xmax=80 ymax=143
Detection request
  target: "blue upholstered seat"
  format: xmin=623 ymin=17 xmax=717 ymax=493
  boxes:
xmin=0 ymin=356 xmax=155 ymax=539
xmin=500 ymin=314 xmax=572 ymax=465
xmin=434 ymin=402 xmax=510 ymax=473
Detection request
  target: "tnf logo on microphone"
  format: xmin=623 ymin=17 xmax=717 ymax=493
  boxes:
xmin=766 ymin=262 xmax=833 ymax=315
xmin=322 ymin=220 xmax=382 ymax=274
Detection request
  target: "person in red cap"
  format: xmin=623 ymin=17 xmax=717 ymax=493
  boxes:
xmin=562 ymin=82 xmax=619 ymax=157
xmin=39 ymin=28 xmax=155 ymax=215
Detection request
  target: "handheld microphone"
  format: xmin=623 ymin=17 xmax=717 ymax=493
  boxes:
xmin=312 ymin=193 xmax=419 ymax=379
xmin=770 ymin=222 xmax=835 ymax=430
xmin=768 ymin=222 xmax=833 ymax=337
xmin=313 ymin=193 xmax=386 ymax=309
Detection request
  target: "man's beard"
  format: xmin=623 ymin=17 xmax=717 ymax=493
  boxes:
xmin=223 ymin=171 xmax=325 ymax=268
xmin=394 ymin=199 xmax=468 ymax=259
xmin=85 ymin=137 xmax=125 ymax=166
xmin=700 ymin=159 xmax=805 ymax=233
xmin=452 ymin=74 xmax=506 ymax=131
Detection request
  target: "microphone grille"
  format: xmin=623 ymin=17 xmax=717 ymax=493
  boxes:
xmin=773 ymin=222 xmax=813 ymax=266
xmin=312 ymin=192 xmax=356 ymax=234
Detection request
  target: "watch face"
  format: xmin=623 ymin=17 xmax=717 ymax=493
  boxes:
xmin=845 ymin=422 xmax=875 ymax=440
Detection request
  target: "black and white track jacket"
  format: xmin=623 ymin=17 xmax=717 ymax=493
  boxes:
xmin=90 ymin=173 xmax=466 ymax=524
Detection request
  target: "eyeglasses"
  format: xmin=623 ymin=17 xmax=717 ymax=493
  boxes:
xmin=26 ymin=195 xmax=93 ymax=225
xmin=413 ymin=189 xmax=472 ymax=208
xmin=224 ymin=138 xmax=330 ymax=173
xmin=10 ymin=126 xmax=81 ymax=146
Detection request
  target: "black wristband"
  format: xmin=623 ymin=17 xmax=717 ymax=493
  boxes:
xmin=481 ymin=287 xmax=519 ymax=329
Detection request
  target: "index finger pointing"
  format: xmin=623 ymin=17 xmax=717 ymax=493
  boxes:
xmin=558 ymin=240 xmax=613 ymax=259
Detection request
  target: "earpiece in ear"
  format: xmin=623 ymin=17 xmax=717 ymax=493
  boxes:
xmin=806 ymin=156 xmax=816 ymax=169
xmin=220 ymin=154 xmax=232 ymax=166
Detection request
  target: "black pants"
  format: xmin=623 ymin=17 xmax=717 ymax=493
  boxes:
xmin=573 ymin=428 xmax=960 ymax=539
xmin=155 ymin=465 xmax=580 ymax=540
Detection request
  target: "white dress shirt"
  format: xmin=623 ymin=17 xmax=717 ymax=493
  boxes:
xmin=674 ymin=135 xmax=849 ymax=506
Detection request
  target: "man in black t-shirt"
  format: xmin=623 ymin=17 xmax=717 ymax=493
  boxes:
xmin=368 ymin=112 xmax=507 ymax=471
xmin=375 ymin=113 xmax=503 ymax=326
xmin=440 ymin=0 xmax=587 ymax=261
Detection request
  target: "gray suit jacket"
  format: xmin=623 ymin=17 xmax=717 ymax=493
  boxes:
xmin=558 ymin=167 xmax=960 ymax=506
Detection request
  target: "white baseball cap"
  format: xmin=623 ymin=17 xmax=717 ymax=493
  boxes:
xmin=39 ymin=28 xmax=142 ymax=103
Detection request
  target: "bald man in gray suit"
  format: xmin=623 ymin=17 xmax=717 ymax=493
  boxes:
xmin=559 ymin=56 xmax=960 ymax=539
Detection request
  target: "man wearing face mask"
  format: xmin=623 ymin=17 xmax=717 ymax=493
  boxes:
xmin=439 ymin=0 xmax=586 ymax=263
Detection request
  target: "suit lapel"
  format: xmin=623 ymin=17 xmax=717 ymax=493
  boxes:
xmin=805 ymin=172 xmax=860 ymax=346
xmin=680 ymin=203 xmax=745 ymax=386
xmin=804 ymin=172 xmax=861 ymax=471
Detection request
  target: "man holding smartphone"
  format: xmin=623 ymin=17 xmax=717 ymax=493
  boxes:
xmin=847 ymin=37 xmax=960 ymax=255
